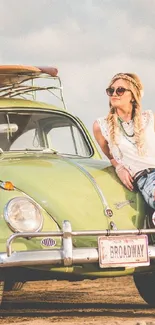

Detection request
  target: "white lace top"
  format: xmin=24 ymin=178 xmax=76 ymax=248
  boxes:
xmin=97 ymin=110 xmax=155 ymax=176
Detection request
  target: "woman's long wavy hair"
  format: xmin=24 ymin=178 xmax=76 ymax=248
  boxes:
xmin=107 ymin=73 xmax=145 ymax=156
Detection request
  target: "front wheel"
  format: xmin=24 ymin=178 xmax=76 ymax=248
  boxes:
xmin=134 ymin=273 xmax=155 ymax=305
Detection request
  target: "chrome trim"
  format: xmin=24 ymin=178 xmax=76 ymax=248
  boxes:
xmin=7 ymin=231 xmax=64 ymax=257
xmin=61 ymin=158 xmax=110 ymax=212
xmin=62 ymin=220 xmax=73 ymax=266
xmin=4 ymin=220 xmax=155 ymax=267
xmin=1 ymin=245 xmax=155 ymax=268
xmin=0 ymin=248 xmax=99 ymax=267
xmin=110 ymin=221 xmax=117 ymax=230
xmin=114 ymin=200 xmax=134 ymax=209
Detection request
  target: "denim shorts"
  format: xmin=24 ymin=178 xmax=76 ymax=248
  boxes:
xmin=136 ymin=171 xmax=155 ymax=209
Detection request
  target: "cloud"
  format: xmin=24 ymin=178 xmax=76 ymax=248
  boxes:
xmin=1 ymin=0 xmax=154 ymax=38
xmin=0 ymin=0 xmax=154 ymax=137
xmin=1 ymin=0 xmax=155 ymax=65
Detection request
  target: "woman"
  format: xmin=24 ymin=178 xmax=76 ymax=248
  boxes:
xmin=93 ymin=73 xmax=155 ymax=209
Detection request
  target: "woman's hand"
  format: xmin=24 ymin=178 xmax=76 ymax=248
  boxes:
xmin=115 ymin=164 xmax=134 ymax=191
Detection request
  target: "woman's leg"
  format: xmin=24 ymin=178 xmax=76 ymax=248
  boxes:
xmin=137 ymin=172 xmax=155 ymax=209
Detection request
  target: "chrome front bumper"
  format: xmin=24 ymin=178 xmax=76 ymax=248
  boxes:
xmin=1 ymin=220 xmax=155 ymax=267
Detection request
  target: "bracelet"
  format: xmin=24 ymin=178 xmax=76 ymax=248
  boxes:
xmin=115 ymin=164 xmax=124 ymax=173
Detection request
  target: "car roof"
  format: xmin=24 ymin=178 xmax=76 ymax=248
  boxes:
xmin=0 ymin=97 xmax=65 ymax=111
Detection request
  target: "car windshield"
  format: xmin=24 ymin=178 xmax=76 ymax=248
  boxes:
xmin=0 ymin=110 xmax=92 ymax=157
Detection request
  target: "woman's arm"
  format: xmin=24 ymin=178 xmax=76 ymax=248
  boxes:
xmin=93 ymin=120 xmax=118 ymax=167
xmin=93 ymin=120 xmax=134 ymax=191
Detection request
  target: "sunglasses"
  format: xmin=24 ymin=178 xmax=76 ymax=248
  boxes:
xmin=106 ymin=87 xmax=131 ymax=97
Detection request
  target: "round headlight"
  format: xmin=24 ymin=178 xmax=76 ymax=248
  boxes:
xmin=4 ymin=197 xmax=43 ymax=232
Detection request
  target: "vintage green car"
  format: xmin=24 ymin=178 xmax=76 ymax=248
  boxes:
xmin=0 ymin=65 xmax=155 ymax=306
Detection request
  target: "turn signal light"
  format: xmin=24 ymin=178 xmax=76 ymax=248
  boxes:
xmin=0 ymin=181 xmax=15 ymax=190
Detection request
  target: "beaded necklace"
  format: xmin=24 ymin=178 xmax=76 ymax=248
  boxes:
xmin=117 ymin=116 xmax=137 ymax=148
xmin=117 ymin=116 xmax=135 ymax=137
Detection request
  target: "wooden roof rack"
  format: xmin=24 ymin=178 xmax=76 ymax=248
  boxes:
xmin=0 ymin=65 xmax=67 ymax=109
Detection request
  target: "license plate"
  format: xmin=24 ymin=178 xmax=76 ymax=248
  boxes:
xmin=98 ymin=235 xmax=150 ymax=268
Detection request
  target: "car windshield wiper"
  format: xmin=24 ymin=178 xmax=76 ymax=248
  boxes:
xmin=42 ymin=148 xmax=58 ymax=154
xmin=25 ymin=148 xmax=58 ymax=154
xmin=10 ymin=148 xmax=58 ymax=154
xmin=58 ymin=153 xmax=85 ymax=158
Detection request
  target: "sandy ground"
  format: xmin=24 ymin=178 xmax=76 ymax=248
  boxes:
xmin=0 ymin=276 xmax=155 ymax=325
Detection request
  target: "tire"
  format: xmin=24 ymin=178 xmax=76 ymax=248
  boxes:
xmin=4 ymin=281 xmax=24 ymax=292
xmin=0 ymin=280 xmax=4 ymax=305
xmin=134 ymin=273 xmax=155 ymax=305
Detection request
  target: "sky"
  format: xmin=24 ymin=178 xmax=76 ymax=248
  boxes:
xmin=0 ymin=0 xmax=155 ymax=137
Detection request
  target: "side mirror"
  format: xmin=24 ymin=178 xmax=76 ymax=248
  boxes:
xmin=0 ymin=124 xmax=18 ymax=133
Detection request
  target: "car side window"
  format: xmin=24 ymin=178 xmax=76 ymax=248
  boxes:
xmin=0 ymin=111 xmax=92 ymax=156
xmin=10 ymin=129 xmax=42 ymax=150
xmin=47 ymin=124 xmax=89 ymax=156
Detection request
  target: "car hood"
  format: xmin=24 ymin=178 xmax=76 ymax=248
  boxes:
xmin=0 ymin=153 xmax=144 ymax=232
xmin=0 ymin=154 xmax=110 ymax=231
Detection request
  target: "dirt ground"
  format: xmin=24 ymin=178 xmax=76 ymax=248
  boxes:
xmin=0 ymin=276 xmax=155 ymax=325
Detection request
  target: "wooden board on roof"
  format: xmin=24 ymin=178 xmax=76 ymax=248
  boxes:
xmin=0 ymin=65 xmax=58 ymax=87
